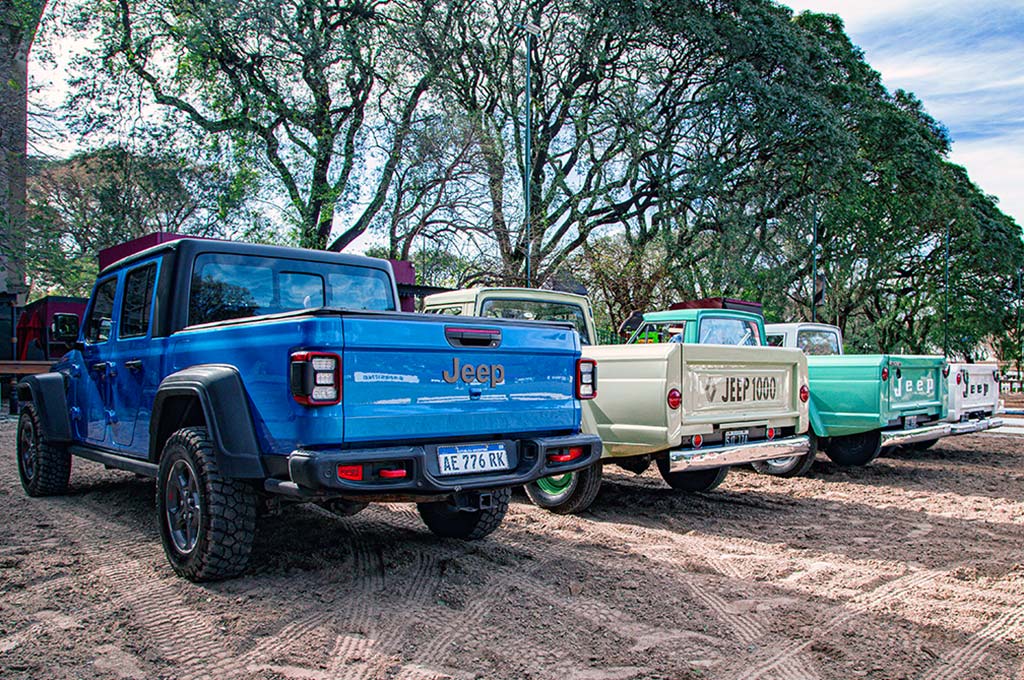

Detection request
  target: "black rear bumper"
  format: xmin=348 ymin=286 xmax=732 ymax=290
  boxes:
xmin=275 ymin=434 xmax=602 ymax=499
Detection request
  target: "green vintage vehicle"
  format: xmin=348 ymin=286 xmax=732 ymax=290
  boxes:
xmin=424 ymin=290 xmax=812 ymax=512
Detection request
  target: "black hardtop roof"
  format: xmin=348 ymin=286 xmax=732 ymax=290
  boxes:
xmin=98 ymin=237 xmax=392 ymax=276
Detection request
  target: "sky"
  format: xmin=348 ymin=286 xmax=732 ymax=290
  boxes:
xmin=783 ymin=0 xmax=1024 ymax=229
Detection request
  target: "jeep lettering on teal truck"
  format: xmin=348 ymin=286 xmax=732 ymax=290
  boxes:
xmin=766 ymin=321 xmax=1002 ymax=446
xmin=15 ymin=240 xmax=600 ymax=581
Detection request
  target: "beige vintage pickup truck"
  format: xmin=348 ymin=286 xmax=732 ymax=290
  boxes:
xmin=424 ymin=288 xmax=811 ymax=513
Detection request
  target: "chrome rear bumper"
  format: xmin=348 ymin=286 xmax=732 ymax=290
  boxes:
xmin=950 ymin=417 xmax=1003 ymax=435
xmin=880 ymin=423 xmax=952 ymax=448
xmin=668 ymin=435 xmax=811 ymax=472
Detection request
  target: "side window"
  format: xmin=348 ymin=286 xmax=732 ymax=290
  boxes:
xmin=120 ymin=264 xmax=156 ymax=338
xmin=766 ymin=334 xmax=785 ymax=347
xmin=280 ymin=272 xmax=324 ymax=309
xmin=797 ymin=329 xmax=841 ymax=355
xmin=85 ymin=277 xmax=118 ymax=344
xmin=425 ymin=306 xmax=463 ymax=315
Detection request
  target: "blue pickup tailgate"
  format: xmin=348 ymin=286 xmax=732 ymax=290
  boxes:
xmin=341 ymin=314 xmax=580 ymax=443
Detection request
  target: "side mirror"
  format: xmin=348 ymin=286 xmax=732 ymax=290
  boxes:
xmin=51 ymin=313 xmax=80 ymax=343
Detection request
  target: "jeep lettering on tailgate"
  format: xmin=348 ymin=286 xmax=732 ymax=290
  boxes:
xmin=892 ymin=376 xmax=935 ymax=398
xmin=704 ymin=376 xmax=778 ymax=403
xmin=442 ymin=357 xmax=505 ymax=387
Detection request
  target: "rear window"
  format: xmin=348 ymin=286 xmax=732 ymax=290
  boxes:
xmin=189 ymin=253 xmax=394 ymax=326
xmin=425 ymin=306 xmax=463 ymax=315
xmin=766 ymin=333 xmax=785 ymax=347
xmin=628 ymin=321 xmax=686 ymax=344
xmin=797 ymin=329 xmax=841 ymax=355
xmin=698 ymin=317 xmax=760 ymax=346
xmin=479 ymin=298 xmax=591 ymax=344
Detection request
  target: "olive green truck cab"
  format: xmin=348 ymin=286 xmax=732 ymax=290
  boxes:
xmin=424 ymin=289 xmax=811 ymax=512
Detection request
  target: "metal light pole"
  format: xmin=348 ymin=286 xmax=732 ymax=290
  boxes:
xmin=811 ymin=208 xmax=818 ymax=323
xmin=943 ymin=219 xmax=952 ymax=357
xmin=1017 ymin=268 xmax=1022 ymax=379
xmin=522 ymin=21 xmax=540 ymax=288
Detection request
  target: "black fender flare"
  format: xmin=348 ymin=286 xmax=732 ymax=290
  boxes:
xmin=150 ymin=365 xmax=265 ymax=478
xmin=16 ymin=373 xmax=72 ymax=443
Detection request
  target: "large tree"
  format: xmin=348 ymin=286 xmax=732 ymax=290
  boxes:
xmin=1 ymin=0 xmax=46 ymax=301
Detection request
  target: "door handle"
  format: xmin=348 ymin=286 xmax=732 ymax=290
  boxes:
xmin=125 ymin=359 xmax=143 ymax=372
xmin=90 ymin=361 xmax=109 ymax=373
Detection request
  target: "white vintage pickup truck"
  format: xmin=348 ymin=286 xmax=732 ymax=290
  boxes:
xmin=765 ymin=322 xmax=1003 ymax=445
xmin=424 ymin=288 xmax=811 ymax=513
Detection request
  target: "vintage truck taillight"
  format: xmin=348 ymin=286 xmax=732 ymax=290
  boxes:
xmin=881 ymin=367 xmax=889 ymax=381
xmin=799 ymin=385 xmax=809 ymax=403
xmin=667 ymin=388 xmax=682 ymax=410
xmin=576 ymin=359 xmax=597 ymax=399
xmin=955 ymin=371 xmax=962 ymax=385
xmin=290 ymin=351 xmax=341 ymax=405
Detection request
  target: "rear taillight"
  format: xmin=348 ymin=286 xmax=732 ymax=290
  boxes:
xmin=691 ymin=434 xmax=703 ymax=449
xmin=881 ymin=367 xmax=889 ymax=381
xmin=956 ymin=371 xmax=962 ymax=385
xmin=799 ymin=385 xmax=809 ymax=403
xmin=667 ymin=388 xmax=682 ymax=410
xmin=576 ymin=359 xmax=597 ymax=399
xmin=291 ymin=351 xmax=341 ymax=405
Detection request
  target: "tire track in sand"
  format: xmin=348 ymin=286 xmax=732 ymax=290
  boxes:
xmin=922 ymin=602 xmax=1024 ymax=680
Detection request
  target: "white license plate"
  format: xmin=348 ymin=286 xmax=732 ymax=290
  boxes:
xmin=724 ymin=430 xmax=749 ymax=446
xmin=904 ymin=416 xmax=918 ymax=430
xmin=437 ymin=443 xmax=509 ymax=476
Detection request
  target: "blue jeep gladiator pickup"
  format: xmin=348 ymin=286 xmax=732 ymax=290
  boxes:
xmin=15 ymin=239 xmax=600 ymax=581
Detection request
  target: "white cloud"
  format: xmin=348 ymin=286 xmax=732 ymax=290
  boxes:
xmin=951 ymin=138 xmax=1024 ymax=227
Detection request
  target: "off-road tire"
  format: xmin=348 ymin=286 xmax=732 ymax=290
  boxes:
xmin=656 ymin=458 xmax=729 ymax=492
xmin=824 ymin=430 xmax=882 ymax=466
xmin=524 ymin=462 xmax=603 ymax=514
xmin=17 ymin=403 xmax=71 ymax=497
xmin=156 ymin=427 xmax=257 ymax=581
xmin=751 ymin=434 xmax=818 ymax=478
xmin=418 ymin=488 xmax=511 ymax=540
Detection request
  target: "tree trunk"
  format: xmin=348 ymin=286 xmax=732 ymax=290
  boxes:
xmin=1 ymin=0 xmax=46 ymax=302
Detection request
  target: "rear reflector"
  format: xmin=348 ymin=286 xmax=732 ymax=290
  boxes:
xmin=548 ymin=446 xmax=586 ymax=463
xmin=692 ymin=434 xmax=703 ymax=449
xmin=378 ymin=468 xmax=407 ymax=479
xmin=337 ymin=464 xmax=363 ymax=481
xmin=767 ymin=427 xmax=776 ymax=440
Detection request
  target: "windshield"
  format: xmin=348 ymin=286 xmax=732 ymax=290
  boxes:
xmin=189 ymin=253 xmax=395 ymax=326
xmin=479 ymin=298 xmax=591 ymax=344
xmin=698 ymin=317 xmax=761 ymax=346
xmin=797 ymin=329 xmax=841 ymax=355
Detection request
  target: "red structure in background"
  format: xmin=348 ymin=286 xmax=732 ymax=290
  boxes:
xmin=15 ymin=295 xmax=88 ymax=361
xmin=669 ymin=297 xmax=763 ymax=316
xmin=98 ymin=232 xmax=190 ymax=271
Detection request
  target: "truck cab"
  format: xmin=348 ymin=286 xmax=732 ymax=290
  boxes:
xmin=16 ymin=240 xmax=600 ymax=580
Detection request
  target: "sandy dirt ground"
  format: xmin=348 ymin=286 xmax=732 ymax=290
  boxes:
xmin=1 ymin=415 xmax=1022 ymax=680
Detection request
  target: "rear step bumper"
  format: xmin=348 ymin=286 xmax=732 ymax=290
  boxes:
xmin=949 ymin=417 xmax=1003 ymax=436
xmin=879 ymin=423 xmax=952 ymax=448
xmin=277 ymin=434 xmax=602 ymax=498
xmin=668 ymin=435 xmax=811 ymax=472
